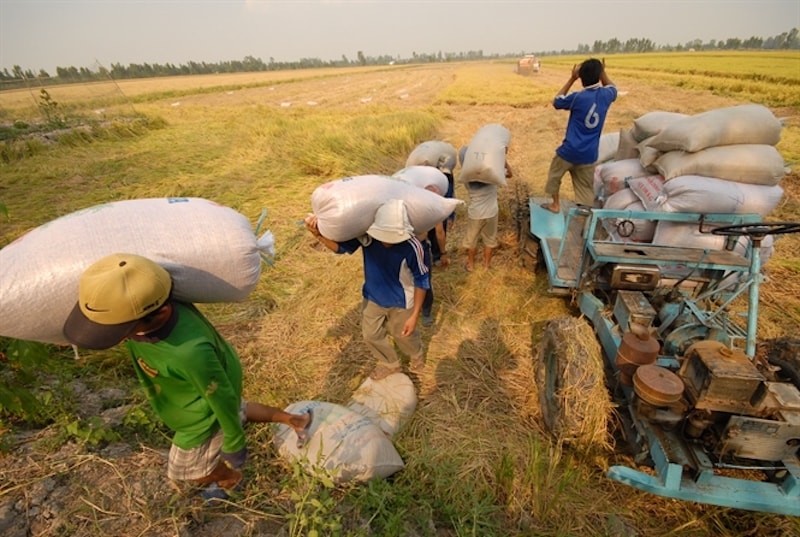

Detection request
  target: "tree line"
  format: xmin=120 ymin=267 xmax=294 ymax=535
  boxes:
xmin=1 ymin=28 xmax=797 ymax=89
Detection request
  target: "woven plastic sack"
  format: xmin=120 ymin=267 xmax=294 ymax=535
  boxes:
xmin=616 ymin=128 xmax=639 ymax=160
xmin=601 ymin=189 xmax=655 ymax=243
xmin=458 ymin=123 xmax=512 ymax=186
xmin=392 ymin=166 xmax=449 ymax=196
xmin=596 ymin=131 xmax=620 ymax=164
xmin=652 ymin=144 xmax=787 ymax=185
xmin=347 ymin=372 xmax=417 ymax=438
xmin=405 ymin=141 xmax=457 ymax=173
xmin=311 ymin=175 xmax=463 ymax=242
xmin=596 ymin=159 xmax=651 ymax=200
xmin=0 ymin=197 xmax=271 ymax=345
xmin=641 ymin=104 xmax=782 ymax=153
xmin=273 ymin=401 xmax=405 ymax=483
xmin=632 ymin=111 xmax=689 ymax=142
xmin=652 ymin=221 xmax=727 ymax=251
xmin=638 ymin=175 xmax=784 ymax=215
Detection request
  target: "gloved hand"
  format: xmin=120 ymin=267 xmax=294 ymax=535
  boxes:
xmin=221 ymin=446 xmax=248 ymax=469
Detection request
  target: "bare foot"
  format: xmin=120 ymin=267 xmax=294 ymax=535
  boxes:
xmin=540 ymin=202 xmax=559 ymax=214
xmin=371 ymin=363 xmax=402 ymax=380
xmin=465 ymin=263 xmax=474 ymax=272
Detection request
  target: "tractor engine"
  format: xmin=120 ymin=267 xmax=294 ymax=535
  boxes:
xmin=676 ymin=340 xmax=800 ymax=461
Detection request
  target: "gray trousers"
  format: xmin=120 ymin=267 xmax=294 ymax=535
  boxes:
xmin=361 ymin=299 xmax=423 ymax=368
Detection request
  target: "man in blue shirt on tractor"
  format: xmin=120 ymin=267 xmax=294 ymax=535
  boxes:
xmin=541 ymin=58 xmax=617 ymax=213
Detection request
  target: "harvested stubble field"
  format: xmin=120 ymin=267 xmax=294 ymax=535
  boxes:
xmin=1 ymin=53 xmax=799 ymax=536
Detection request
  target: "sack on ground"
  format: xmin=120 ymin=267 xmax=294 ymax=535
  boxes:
xmin=652 ymin=144 xmax=787 ymax=185
xmin=641 ymin=104 xmax=782 ymax=153
xmin=406 ymin=141 xmax=457 ymax=173
xmin=347 ymin=372 xmax=417 ymax=438
xmin=458 ymin=123 xmax=512 ymax=186
xmin=392 ymin=166 xmax=449 ymax=196
xmin=273 ymin=401 xmax=405 ymax=483
xmin=311 ymin=175 xmax=463 ymax=242
xmin=0 ymin=197 xmax=269 ymax=345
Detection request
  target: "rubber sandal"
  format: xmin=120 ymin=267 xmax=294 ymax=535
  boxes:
xmin=295 ymin=409 xmax=314 ymax=449
xmin=201 ymin=477 xmax=246 ymax=504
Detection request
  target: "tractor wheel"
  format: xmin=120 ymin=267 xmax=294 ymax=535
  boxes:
xmin=761 ymin=337 xmax=800 ymax=389
xmin=535 ymin=317 xmax=611 ymax=452
xmin=519 ymin=217 xmax=543 ymax=271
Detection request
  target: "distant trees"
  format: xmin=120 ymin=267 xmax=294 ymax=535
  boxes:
xmin=580 ymin=27 xmax=798 ymax=53
xmin=0 ymin=27 xmax=797 ymax=90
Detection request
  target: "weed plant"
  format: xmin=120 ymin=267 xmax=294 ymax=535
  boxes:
xmin=0 ymin=57 xmax=799 ymax=536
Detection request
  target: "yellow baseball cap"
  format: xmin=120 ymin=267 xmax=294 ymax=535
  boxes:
xmin=63 ymin=253 xmax=172 ymax=349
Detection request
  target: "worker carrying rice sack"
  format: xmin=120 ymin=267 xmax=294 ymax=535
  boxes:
xmin=0 ymin=197 xmax=272 ymax=345
xmin=458 ymin=123 xmax=512 ymax=187
xmin=405 ymin=140 xmax=457 ymax=175
xmin=310 ymin=174 xmax=462 ymax=242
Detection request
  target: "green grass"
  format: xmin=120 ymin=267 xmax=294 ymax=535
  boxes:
xmin=1 ymin=56 xmax=799 ymax=536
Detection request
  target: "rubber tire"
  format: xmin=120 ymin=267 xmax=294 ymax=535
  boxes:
xmin=519 ymin=216 xmax=544 ymax=271
xmin=762 ymin=337 xmax=800 ymax=389
xmin=536 ymin=316 xmax=608 ymax=448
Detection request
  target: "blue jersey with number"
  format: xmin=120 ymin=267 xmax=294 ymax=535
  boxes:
xmin=554 ymin=83 xmax=617 ymax=164
xmin=338 ymin=236 xmax=430 ymax=309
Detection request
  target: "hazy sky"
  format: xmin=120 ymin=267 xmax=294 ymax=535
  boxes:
xmin=1 ymin=0 xmax=798 ymax=74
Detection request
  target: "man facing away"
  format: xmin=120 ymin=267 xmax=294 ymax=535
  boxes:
xmin=541 ymin=58 xmax=617 ymax=213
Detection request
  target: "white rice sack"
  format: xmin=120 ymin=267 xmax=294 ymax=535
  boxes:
xmin=405 ymin=141 xmax=458 ymax=173
xmin=596 ymin=131 xmax=620 ymax=164
xmin=652 ymin=144 xmax=787 ymax=185
xmin=347 ymin=372 xmax=417 ymax=438
xmin=592 ymin=165 xmax=604 ymax=201
xmin=616 ymin=128 xmax=639 ymax=160
xmin=392 ymin=165 xmax=449 ymax=196
xmin=0 ymin=198 xmax=269 ymax=345
xmin=601 ymin=189 xmax=656 ymax=243
xmin=458 ymin=123 xmax=512 ymax=186
xmin=311 ymin=175 xmax=463 ymax=242
xmin=654 ymin=175 xmax=784 ymax=216
xmin=598 ymin=158 xmax=651 ymax=200
xmin=652 ymin=221 xmax=727 ymax=251
xmin=720 ymin=235 xmax=775 ymax=289
xmin=637 ymin=139 xmax=663 ymax=169
xmin=273 ymin=401 xmax=405 ymax=483
xmin=632 ymin=111 xmax=689 ymax=142
xmin=627 ymin=175 xmax=667 ymax=211
xmin=642 ymin=104 xmax=782 ymax=153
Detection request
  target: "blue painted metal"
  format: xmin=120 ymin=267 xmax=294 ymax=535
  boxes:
xmin=532 ymin=205 xmax=800 ymax=516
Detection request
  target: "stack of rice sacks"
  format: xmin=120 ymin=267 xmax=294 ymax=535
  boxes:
xmin=592 ymin=104 xmax=787 ymax=265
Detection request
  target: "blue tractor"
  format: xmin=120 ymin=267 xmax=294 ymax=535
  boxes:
xmin=517 ymin=194 xmax=800 ymax=516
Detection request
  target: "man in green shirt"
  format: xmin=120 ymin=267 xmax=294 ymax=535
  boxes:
xmin=63 ymin=253 xmax=311 ymax=500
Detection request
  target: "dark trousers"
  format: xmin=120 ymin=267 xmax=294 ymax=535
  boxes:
xmin=422 ymin=239 xmax=434 ymax=317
